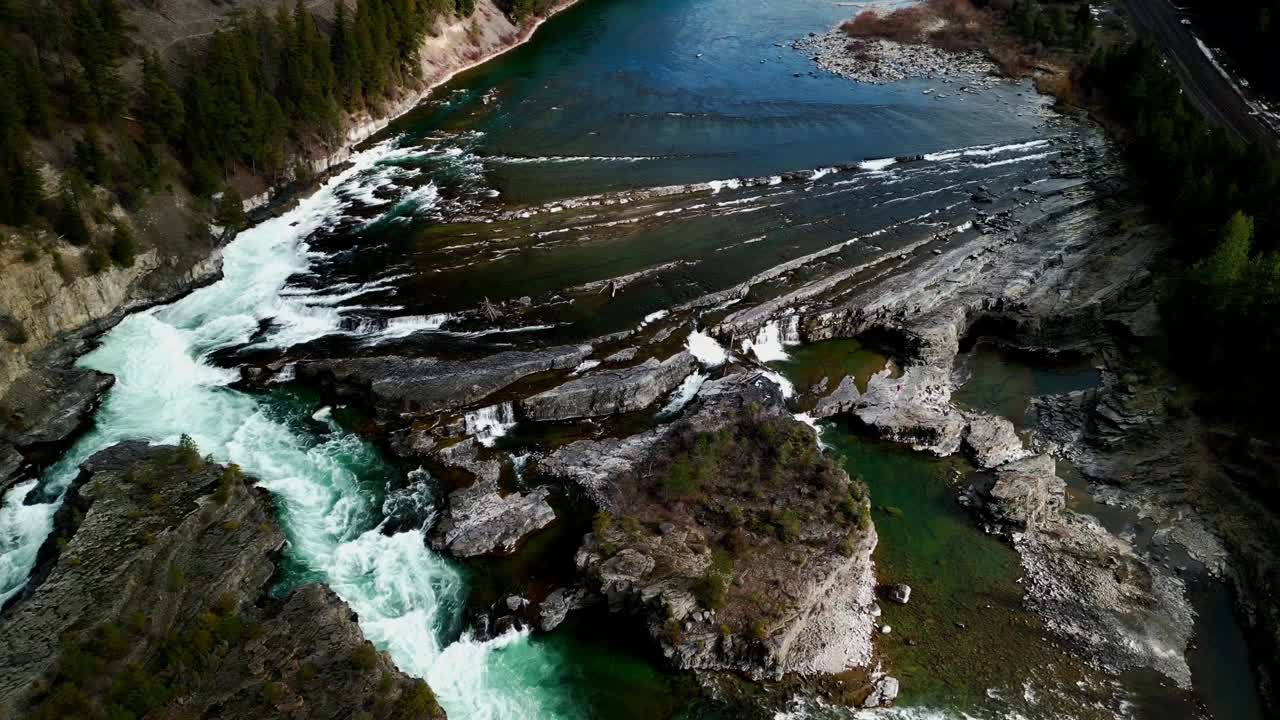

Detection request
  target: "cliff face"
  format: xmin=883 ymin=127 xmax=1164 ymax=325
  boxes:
xmin=0 ymin=243 xmax=222 ymax=399
xmin=0 ymin=442 xmax=444 ymax=720
xmin=317 ymin=0 xmax=538 ymax=175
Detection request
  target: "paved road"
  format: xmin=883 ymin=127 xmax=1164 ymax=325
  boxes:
xmin=1118 ymin=0 xmax=1279 ymax=151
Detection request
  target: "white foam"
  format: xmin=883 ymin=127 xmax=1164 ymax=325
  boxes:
xmin=658 ymin=372 xmax=708 ymax=417
xmin=686 ymin=330 xmax=729 ymax=367
xmin=759 ymin=369 xmax=795 ymax=399
xmin=924 ymin=139 xmax=1051 ymax=161
xmin=366 ymin=313 xmax=453 ymax=341
xmin=637 ymin=309 xmax=669 ymax=330
xmin=972 ymin=151 xmax=1057 ymax=168
xmin=793 ymin=412 xmax=828 ymax=449
xmin=859 ymin=158 xmax=898 ymax=171
xmin=741 ymin=320 xmax=791 ymax=362
xmin=708 ymin=178 xmax=742 ymax=194
xmin=485 ymin=153 xmax=662 ymax=163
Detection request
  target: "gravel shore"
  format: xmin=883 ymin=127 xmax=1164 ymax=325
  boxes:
xmin=794 ymin=29 xmax=999 ymax=86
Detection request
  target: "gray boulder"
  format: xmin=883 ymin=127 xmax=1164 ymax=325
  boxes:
xmin=863 ymin=676 xmax=900 ymax=708
xmin=887 ymin=583 xmax=912 ymax=605
xmin=963 ymin=412 xmax=1028 ymax=469
xmin=982 ymin=454 xmax=1065 ymax=533
xmin=538 ymin=587 xmax=596 ymax=631
xmin=430 ymin=440 xmax=556 ymax=557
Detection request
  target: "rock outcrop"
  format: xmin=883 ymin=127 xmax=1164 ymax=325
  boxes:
xmin=429 ymin=439 xmax=556 ymax=557
xmin=811 ymin=367 xmax=965 ymax=456
xmin=961 ymin=412 xmax=1028 ymax=469
xmin=1 ymin=367 xmax=112 ymax=450
xmin=520 ymin=351 xmax=698 ymax=421
xmin=299 ymin=344 xmax=591 ymax=418
xmin=969 ymin=454 xmax=1065 ymax=533
xmin=538 ymin=586 xmax=596 ymax=632
xmin=0 ymin=244 xmax=222 ymax=402
xmin=0 ymin=442 xmax=444 ymax=719
xmin=0 ymin=444 xmax=22 ymax=495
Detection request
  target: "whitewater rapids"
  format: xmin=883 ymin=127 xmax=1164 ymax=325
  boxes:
xmin=0 ymin=140 xmax=582 ymax=720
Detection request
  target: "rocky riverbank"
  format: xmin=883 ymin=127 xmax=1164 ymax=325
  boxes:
xmin=697 ymin=122 xmax=1219 ymax=694
xmin=1032 ymin=339 xmax=1280 ymax=712
xmin=0 ymin=442 xmax=444 ymax=719
xmin=794 ymin=30 xmax=1000 ymax=85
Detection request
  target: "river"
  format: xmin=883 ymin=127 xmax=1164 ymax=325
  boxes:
xmin=0 ymin=0 xmax=1241 ymax=718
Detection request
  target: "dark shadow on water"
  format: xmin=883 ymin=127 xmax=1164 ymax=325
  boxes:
xmin=953 ymin=341 xmax=1101 ymax=428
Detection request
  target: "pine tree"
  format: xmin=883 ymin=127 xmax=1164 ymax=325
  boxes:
xmin=69 ymin=0 xmax=127 ymax=121
xmin=109 ymin=223 xmax=136 ymax=267
xmin=255 ymin=95 xmax=288 ymax=176
xmin=141 ymin=50 xmax=184 ymax=144
xmin=57 ymin=189 xmax=91 ymax=246
xmin=85 ymin=242 xmax=111 ymax=273
xmin=98 ymin=0 xmax=130 ymax=58
xmin=0 ymin=143 xmax=42 ymax=226
xmin=215 ymin=186 xmax=246 ymax=233
xmin=332 ymin=0 xmax=360 ymax=105
xmin=16 ymin=49 xmax=52 ymax=136
xmin=75 ymin=127 xmax=112 ymax=186
xmin=1074 ymin=3 xmax=1094 ymax=50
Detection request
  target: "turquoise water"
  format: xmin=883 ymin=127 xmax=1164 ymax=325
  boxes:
xmin=814 ymin=422 xmax=1116 ymax=718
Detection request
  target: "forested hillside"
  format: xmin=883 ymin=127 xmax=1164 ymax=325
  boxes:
xmin=1075 ymin=40 xmax=1280 ymax=412
xmin=0 ymin=0 xmax=563 ymax=400
xmin=0 ymin=0 xmax=557 ymax=269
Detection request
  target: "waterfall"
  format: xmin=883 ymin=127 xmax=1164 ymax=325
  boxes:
xmin=781 ymin=314 xmax=802 ymax=345
xmin=742 ymin=320 xmax=792 ymax=363
xmin=464 ymin=401 xmax=518 ymax=448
